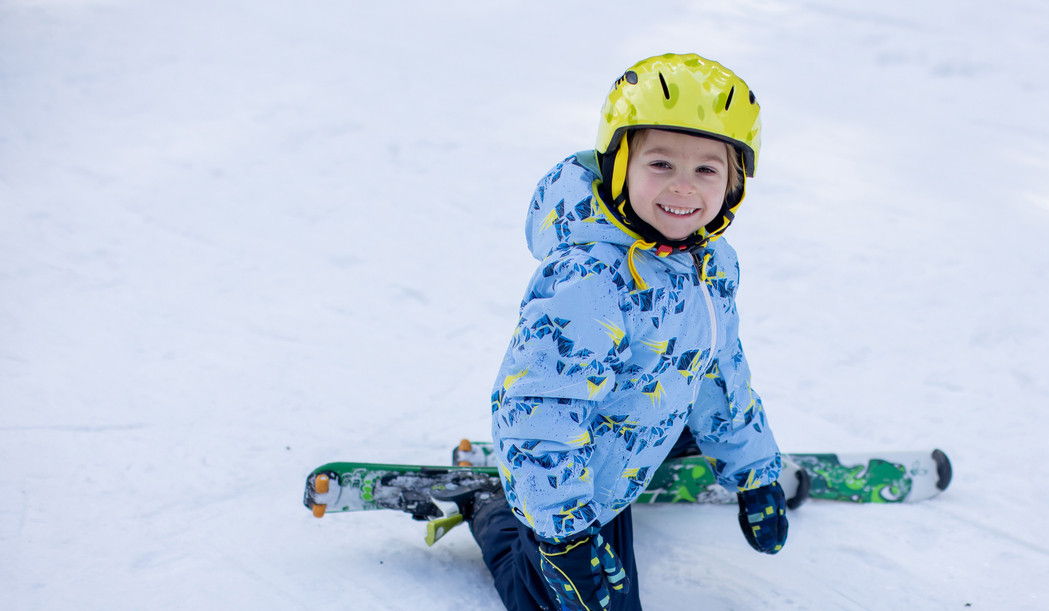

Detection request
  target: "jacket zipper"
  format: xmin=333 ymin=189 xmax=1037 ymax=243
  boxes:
xmin=692 ymin=252 xmax=718 ymax=372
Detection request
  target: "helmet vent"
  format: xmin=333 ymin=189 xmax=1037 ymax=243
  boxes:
xmin=749 ymin=90 xmax=756 ymax=104
xmin=725 ymin=86 xmax=735 ymax=110
xmin=658 ymin=72 xmax=671 ymax=100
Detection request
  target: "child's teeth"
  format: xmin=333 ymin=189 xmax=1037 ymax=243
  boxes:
xmin=660 ymin=204 xmax=696 ymax=216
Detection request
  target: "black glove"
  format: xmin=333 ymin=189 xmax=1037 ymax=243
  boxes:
xmin=538 ymin=529 xmax=629 ymax=610
xmin=737 ymin=481 xmax=789 ymax=554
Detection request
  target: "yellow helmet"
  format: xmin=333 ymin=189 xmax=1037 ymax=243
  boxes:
xmin=597 ymin=53 xmax=761 ymax=175
xmin=595 ymin=53 xmax=762 ymax=247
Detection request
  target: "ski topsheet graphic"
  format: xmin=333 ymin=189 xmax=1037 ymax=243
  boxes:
xmin=790 ymin=450 xmax=952 ymax=503
xmin=303 ymin=441 xmax=951 ymax=544
xmin=445 ymin=441 xmax=951 ymax=504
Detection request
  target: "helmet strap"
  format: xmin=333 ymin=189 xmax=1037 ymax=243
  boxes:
xmin=610 ymin=138 xmax=630 ymax=205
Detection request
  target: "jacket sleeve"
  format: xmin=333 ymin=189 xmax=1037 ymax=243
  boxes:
xmin=690 ymin=337 xmax=782 ymax=491
xmin=491 ymin=253 xmax=630 ymax=539
xmin=689 ymin=244 xmax=781 ymax=491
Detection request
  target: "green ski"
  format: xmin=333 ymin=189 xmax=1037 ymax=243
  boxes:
xmin=303 ymin=442 xmax=950 ymax=545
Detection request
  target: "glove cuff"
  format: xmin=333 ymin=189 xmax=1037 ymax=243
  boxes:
xmin=537 ymin=525 xmax=601 ymax=550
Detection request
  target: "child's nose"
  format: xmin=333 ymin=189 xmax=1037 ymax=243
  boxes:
xmin=670 ymin=175 xmax=697 ymax=195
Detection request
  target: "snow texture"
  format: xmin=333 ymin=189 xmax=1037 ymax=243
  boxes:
xmin=2 ymin=1 xmax=1048 ymax=609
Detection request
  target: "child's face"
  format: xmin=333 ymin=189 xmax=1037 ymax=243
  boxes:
xmin=625 ymin=129 xmax=731 ymax=241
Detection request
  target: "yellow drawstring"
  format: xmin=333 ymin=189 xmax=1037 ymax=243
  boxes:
xmin=701 ymin=252 xmax=712 ymax=283
xmin=627 ymin=239 xmax=656 ymax=290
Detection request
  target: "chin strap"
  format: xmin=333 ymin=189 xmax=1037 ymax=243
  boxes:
xmin=609 ymin=139 xmax=630 ymax=207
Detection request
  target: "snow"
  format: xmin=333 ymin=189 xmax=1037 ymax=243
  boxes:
xmin=2 ymin=0 xmax=1048 ymax=608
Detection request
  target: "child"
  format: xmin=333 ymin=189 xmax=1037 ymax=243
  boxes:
xmin=465 ymin=53 xmax=787 ymax=611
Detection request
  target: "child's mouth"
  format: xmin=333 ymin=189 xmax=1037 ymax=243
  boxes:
xmin=658 ymin=204 xmax=699 ymax=217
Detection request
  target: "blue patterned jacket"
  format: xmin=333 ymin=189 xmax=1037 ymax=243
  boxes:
xmin=491 ymin=153 xmax=781 ymax=540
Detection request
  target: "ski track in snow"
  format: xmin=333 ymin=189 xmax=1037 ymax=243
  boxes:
xmin=3 ymin=0 xmax=1049 ymax=609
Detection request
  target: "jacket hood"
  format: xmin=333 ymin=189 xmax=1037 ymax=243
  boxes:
xmin=525 ymin=153 xmax=636 ymax=260
xmin=525 ymin=153 xmax=703 ymax=288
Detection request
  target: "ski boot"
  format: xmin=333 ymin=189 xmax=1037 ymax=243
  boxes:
xmin=430 ymin=477 xmax=502 ymax=520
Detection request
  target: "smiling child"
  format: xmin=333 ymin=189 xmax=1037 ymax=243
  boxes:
xmin=459 ymin=53 xmax=788 ymax=611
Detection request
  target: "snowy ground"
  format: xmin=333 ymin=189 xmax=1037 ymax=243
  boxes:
xmin=3 ymin=1 xmax=1049 ymax=609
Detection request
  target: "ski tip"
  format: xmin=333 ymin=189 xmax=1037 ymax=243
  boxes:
xmin=932 ymin=449 xmax=952 ymax=491
xmin=312 ymin=503 xmax=327 ymax=518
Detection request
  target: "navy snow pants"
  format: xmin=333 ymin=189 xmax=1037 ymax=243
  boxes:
xmin=469 ymin=496 xmax=642 ymax=611
xmin=470 ymin=429 xmax=700 ymax=610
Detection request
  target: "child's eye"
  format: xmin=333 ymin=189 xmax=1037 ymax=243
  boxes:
xmin=696 ymin=165 xmax=718 ymax=175
xmin=649 ymin=160 xmax=672 ymax=170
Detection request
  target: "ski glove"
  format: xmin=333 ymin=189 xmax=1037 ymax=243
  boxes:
xmin=737 ymin=481 xmax=788 ymax=554
xmin=538 ymin=528 xmax=629 ymax=611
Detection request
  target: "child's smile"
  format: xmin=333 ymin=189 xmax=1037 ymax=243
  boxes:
xmin=658 ymin=204 xmax=699 ymax=216
xmin=625 ymin=129 xmax=731 ymax=241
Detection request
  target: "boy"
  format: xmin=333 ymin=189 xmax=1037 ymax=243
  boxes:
xmin=462 ymin=53 xmax=787 ymax=611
